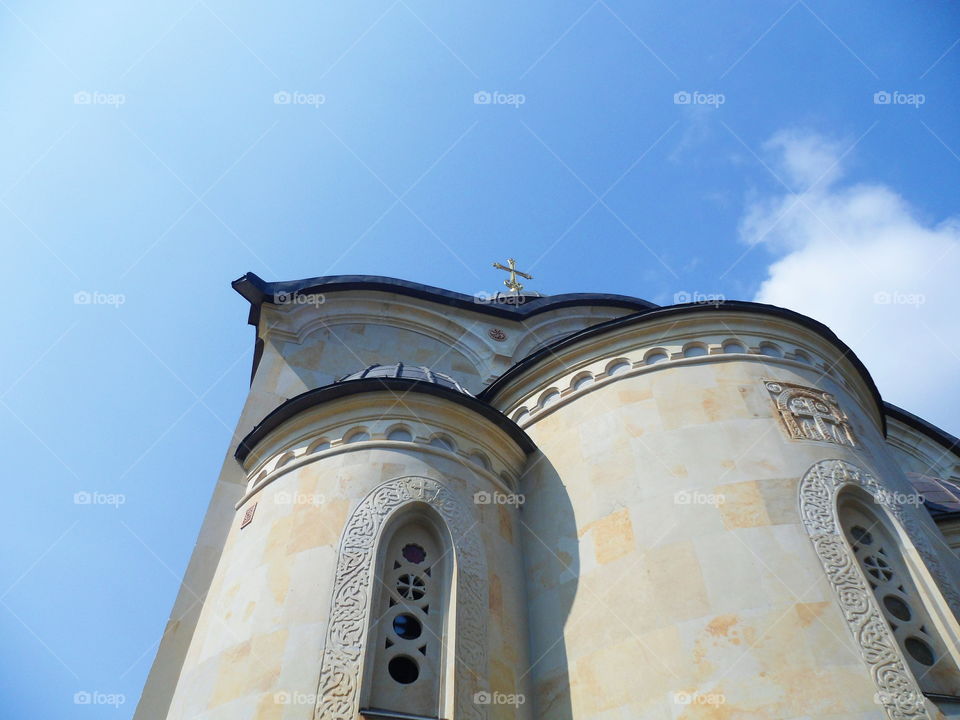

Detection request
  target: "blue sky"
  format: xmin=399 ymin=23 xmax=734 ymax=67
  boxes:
xmin=1 ymin=1 xmax=958 ymax=717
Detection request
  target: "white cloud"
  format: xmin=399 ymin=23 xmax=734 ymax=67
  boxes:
xmin=745 ymin=129 xmax=960 ymax=437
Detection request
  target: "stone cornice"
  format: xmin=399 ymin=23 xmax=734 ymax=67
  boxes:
xmin=479 ymin=304 xmax=887 ymax=435
xmin=235 ymin=378 xmax=535 ymax=468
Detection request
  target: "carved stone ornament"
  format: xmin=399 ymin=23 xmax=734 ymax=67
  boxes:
xmin=766 ymin=380 xmax=856 ymax=446
xmin=314 ymin=476 xmax=487 ymax=720
xmin=799 ymin=459 xmax=960 ymax=720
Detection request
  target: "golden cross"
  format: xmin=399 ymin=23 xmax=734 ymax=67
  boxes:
xmin=492 ymin=258 xmax=533 ymax=293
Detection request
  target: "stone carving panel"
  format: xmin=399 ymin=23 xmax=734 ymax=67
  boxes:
xmin=799 ymin=459 xmax=960 ymax=720
xmin=766 ymin=381 xmax=856 ymax=446
xmin=314 ymin=476 xmax=487 ymax=720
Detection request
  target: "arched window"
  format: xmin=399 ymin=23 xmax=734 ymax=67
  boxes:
xmin=361 ymin=509 xmax=452 ymax=718
xmin=839 ymin=492 xmax=960 ymax=697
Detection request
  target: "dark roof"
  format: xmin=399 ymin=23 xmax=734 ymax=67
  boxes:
xmin=232 ymin=272 xmax=658 ymax=325
xmin=338 ymin=363 xmax=473 ymax=395
xmin=234 ymin=377 xmax=535 ymax=464
xmin=884 ymin=402 xmax=960 ymax=456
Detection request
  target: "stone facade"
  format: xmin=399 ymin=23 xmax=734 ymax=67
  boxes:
xmin=135 ymin=274 xmax=960 ymax=720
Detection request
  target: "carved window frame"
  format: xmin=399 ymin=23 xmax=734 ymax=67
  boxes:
xmin=314 ymin=476 xmax=488 ymax=720
xmin=799 ymin=459 xmax=960 ymax=719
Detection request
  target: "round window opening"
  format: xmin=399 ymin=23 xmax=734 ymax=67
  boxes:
xmin=883 ymin=595 xmax=912 ymax=622
xmin=393 ymin=613 xmax=422 ymax=639
xmin=388 ymin=655 xmax=420 ymax=684
xmin=905 ymin=637 xmax=936 ymax=666
xmin=397 ymin=573 xmax=425 ymax=600
xmin=402 ymin=544 xmax=426 ymax=564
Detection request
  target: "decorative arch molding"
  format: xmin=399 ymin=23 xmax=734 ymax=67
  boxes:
xmin=314 ymin=476 xmax=488 ymax=720
xmin=799 ymin=459 xmax=960 ymax=720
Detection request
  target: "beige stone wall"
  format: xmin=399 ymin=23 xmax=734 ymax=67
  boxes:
xmin=159 ymin=392 xmax=531 ymax=719
xmin=255 ymin=290 xmax=634 ymax=393
xmin=497 ymin=313 xmax=960 ymax=720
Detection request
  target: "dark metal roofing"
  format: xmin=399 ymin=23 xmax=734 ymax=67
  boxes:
xmin=884 ymin=402 xmax=960 ymax=456
xmin=234 ymin=377 xmax=535 ymax=464
xmin=337 ymin=363 xmax=473 ymax=396
xmin=232 ymin=272 xmax=658 ymax=326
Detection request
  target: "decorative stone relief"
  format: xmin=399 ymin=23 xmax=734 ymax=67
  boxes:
xmin=314 ymin=476 xmax=487 ymax=720
xmin=766 ymin=381 xmax=856 ymax=446
xmin=799 ymin=459 xmax=960 ymax=720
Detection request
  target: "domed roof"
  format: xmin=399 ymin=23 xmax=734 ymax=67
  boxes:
xmin=336 ymin=363 xmax=473 ymax=395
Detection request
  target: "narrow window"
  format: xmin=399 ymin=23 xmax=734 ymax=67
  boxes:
xmin=362 ymin=512 xmax=451 ymax=718
xmin=839 ymin=494 xmax=960 ymax=697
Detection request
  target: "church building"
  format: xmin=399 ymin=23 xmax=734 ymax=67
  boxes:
xmin=135 ymin=270 xmax=960 ymax=720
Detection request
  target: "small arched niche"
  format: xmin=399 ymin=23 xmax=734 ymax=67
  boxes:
xmin=571 ymin=372 xmax=594 ymax=391
xmin=429 ymin=434 xmax=456 ymax=452
xmin=386 ymin=425 xmax=413 ymax=443
xmin=681 ymin=342 xmax=708 ymax=358
xmin=345 ymin=428 xmax=371 ymax=444
xmin=758 ymin=341 xmax=783 ymax=358
xmin=605 ymin=358 xmax=631 ymax=377
xmin=644 ymin=348 xmax=669 ymax=365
